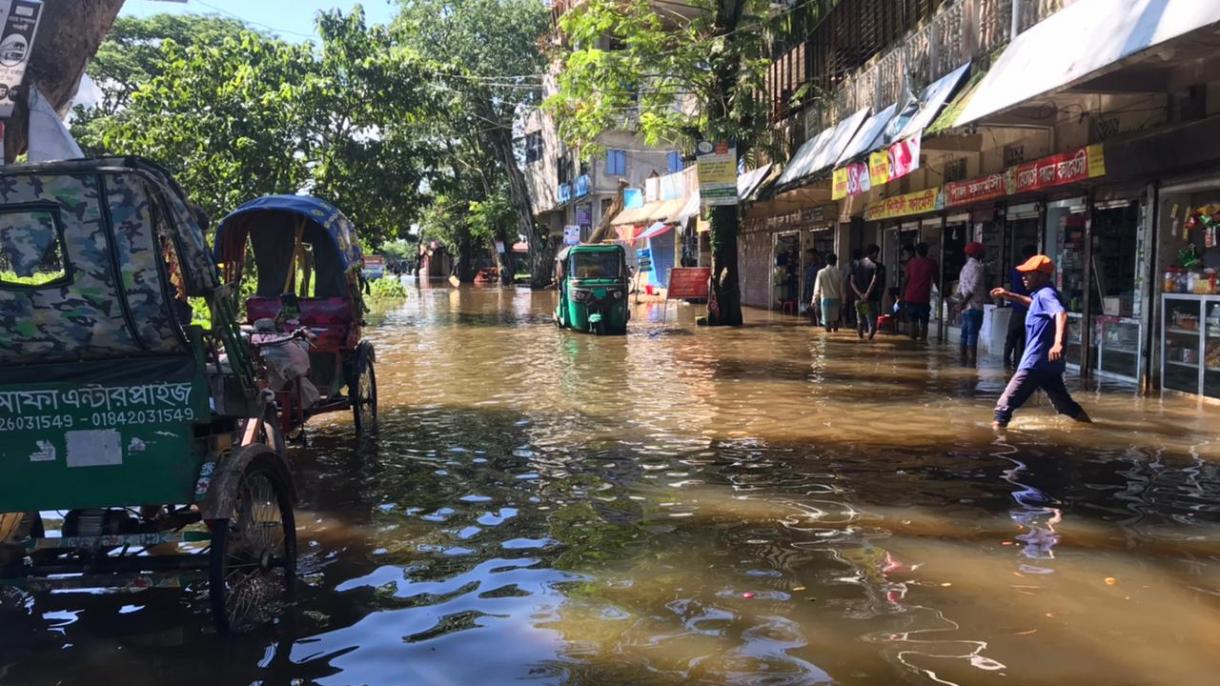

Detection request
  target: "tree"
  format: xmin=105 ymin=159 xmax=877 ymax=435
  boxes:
xmin=547 ymin=0 xmax=808 ymax=325
xmin=72 ymin=10 xmax=432 ymax=248
xmin=393 ymin=0 xmax=552 ymax=287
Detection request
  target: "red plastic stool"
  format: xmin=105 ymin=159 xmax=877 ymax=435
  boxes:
xmin=780 ymin=300 xmax=798 ymax=316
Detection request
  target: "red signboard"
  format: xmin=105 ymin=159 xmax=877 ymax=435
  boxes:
xmin=944 ymin=173 xmax=1006 ymax=207
xmin=667 ymin=267 xmax=711 ymax=300
xmin=1007 ymin=144 xmax=1106 ymax=195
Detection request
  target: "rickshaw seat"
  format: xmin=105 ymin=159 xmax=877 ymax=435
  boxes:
xmin=246 ymin=296 xmax=354 ymax=350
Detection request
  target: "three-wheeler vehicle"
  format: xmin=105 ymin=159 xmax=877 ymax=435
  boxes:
xmin=214 ymin=195 xmax=378 ymax=440
xmin=0 ymin=157 xmax=295 ymax=633
xmin=553 ymin=243 xmax=630 ymax=335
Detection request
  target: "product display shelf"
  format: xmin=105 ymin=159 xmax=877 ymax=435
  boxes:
xmin=1161 ymin=294 xmax=1220 ymax=399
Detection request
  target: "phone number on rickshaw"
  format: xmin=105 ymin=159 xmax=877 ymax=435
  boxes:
xmin=0 ymin=408 xmax=196 ymax=431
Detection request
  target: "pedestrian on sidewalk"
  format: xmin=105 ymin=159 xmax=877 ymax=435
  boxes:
xmin=1003 ymin=243 xmax=1038 ymax=367
xmin=903 ymin=242 xmax=938 ymax=342
xmin=851 ymin=244 xmax=885 ymax=340
xmin=812 ymin=252 xmax=843 ymax=332
xmin=956 ymin=242 xmax=987 ymax=363
xmin=990 ymin=255 xmax=1092 ymax=429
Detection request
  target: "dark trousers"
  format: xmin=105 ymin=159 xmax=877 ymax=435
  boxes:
xmin=1003 ymin=310 xmax=1026 ymax=366
xmin=994 ymin=369 xmax=1085 ymax=426
xmin=961 ymin=308 xmax=984 ymax=347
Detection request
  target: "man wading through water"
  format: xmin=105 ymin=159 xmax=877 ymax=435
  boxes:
xmin=989 ymin=255 xmax=1092 ymax=430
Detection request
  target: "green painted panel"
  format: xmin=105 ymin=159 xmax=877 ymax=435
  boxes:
xmin=0 ymin=371 xmax=209 ymax=511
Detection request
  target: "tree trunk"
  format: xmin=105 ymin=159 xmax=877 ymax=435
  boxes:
xmin=480 ymin=101 xmax=553 ymax=289
xmin=455 ymin=224 xmax=475 ymax=283
xmin=586 ymin=179 xmax=628 ymax=245
xmin=703 ymin=1 xmax=746 ymax=326
xmin=5 ymin=0 xmax=125 ymax=161
xmin=707 ymin=203 xmax=743 ymax=325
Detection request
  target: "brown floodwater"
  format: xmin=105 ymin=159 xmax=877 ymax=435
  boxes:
xmin=2 ymin=285 xmax=1219 ymax=686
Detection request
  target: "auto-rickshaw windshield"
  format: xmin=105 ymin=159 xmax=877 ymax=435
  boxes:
xmin=570 ymin=251 xmax=622 ymax=280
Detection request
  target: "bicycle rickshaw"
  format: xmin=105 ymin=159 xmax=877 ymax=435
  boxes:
xmin=0 ymin=157 xmax=295 ymax=633
xmin=214 ymin=195 xmax=377 ymax=440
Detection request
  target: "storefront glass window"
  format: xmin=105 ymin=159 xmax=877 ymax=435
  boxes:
xmin=1090 ymin=202 xmax=1142 ymax=381
xmin=1045 ymin=200 xmax=1087 ymax=368
xmin=1157 ymin=184 xmax=1220 ymax=399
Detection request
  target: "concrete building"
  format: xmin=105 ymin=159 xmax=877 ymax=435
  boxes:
xmin=751 ymin=0 xmax=1220 ymax=402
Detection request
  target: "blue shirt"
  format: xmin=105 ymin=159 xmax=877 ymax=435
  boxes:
xmin=1009 ymin=267 xmax=1030 ymax=313
xmin=1019 ymin=285 xmax=1066 ymax=373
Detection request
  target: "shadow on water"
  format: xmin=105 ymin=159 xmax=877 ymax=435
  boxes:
xmin=2 ymin=286 xmax=1219 ymax=686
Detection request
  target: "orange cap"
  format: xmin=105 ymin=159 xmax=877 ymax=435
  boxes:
xmin=1016 ymin=254 xmax=1055 ymax=274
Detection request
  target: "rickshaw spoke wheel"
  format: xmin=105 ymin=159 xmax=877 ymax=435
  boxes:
xmin=210 ymin=461 xmax=295 ymax=634
xmin=352 ymin=350 xmax=378 ymax=437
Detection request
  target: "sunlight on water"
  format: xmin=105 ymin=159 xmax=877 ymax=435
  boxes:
xmin=1 ymin=285 xmax=1218 ymax=686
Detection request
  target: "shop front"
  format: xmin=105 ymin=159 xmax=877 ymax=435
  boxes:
xmin=1155 ymin=176 xmax=1220 ymax=401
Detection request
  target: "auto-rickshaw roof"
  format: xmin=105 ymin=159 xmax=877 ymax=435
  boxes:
xmin=215 ymin=195 xmax=363 ymax=269
xmin=557 ymin=243 xmax=625 ymax=261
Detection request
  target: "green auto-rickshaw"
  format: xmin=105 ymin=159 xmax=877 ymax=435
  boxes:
xmin=554 ymin=244 xmax=630 ymax=335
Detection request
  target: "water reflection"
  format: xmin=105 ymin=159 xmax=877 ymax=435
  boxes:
xmin=2 ymin=285 xmax=1219 ymax=686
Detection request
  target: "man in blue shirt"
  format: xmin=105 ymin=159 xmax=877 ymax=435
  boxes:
xmin=989 ymin=255 xmax=1092 ymax=430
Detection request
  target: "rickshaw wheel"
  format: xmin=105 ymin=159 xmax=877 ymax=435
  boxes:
xmin=352 ymin=344 xmax=378 ymax=437
xmin=209 ymin=459 xmax=296 ymax=635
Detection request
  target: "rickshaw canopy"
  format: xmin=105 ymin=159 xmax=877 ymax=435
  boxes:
xmin=0 ymin=157 xmax=217 ymax=366
xmin=214 ymin=195 xmax=363 ymax=299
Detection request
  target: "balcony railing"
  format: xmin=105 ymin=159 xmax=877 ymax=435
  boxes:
xmin=815 ymin=0 xmax=1073 ymax=131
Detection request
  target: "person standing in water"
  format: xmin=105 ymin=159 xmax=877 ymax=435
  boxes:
xmin=902 ymin=242 xmax=938 ymax=342
xmin=955 ymin=242 xmax=987 ymax=363
xmin=989 ymin=255 xmax=1092 ymax=429
xmin=851 ymin=244 xmax=884 ymax=340
xmin=812 ymin=253 xmax=843 ymax=332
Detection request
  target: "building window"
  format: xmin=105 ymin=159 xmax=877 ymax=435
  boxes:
xmin=524 ymin=132 xmax=543 ymax=165
xmin=667 ymin=151 xmax=684 ymax=173
xmin=943 ymin=157 xmax=967 ymax=183
xmin=605 ymin=149 xmax=627 ymax=176
xmin=557 ymin=156 xmax=572 ymax=184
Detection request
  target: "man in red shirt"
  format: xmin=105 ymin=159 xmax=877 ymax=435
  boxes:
xmin=902 ymin=242 xmax=938 ymax=341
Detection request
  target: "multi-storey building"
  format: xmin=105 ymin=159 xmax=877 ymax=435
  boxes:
xmin=521 ymin=2 xmax=682 ymax=247
xmin=746 ymin=0 xmax=1220 ymax=402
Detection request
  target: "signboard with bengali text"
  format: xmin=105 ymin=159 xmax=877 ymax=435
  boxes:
xmin=945 ymin=173 xmax=1006 ymax=207
xmin=864 ymin=187 xmax=943 ymax=222
xmin=1006 ymin=144 xmax=1106 ymax=195
xmin=666 ymin=267 xmax=711 ymax=300
xmin=0 ymin=0 xmax=42 ymax=120
xmin=697 ymin=139 xmax=737 ymax=206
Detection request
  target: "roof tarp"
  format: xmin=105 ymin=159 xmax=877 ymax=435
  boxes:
xmin=836 ymin=104 xmax=897 ymax=165
xmin=637 ymin=221 xmax=672 ymax=241
xmin=893 ymin=62 xmax=971 ymax=141
xmin=777 ymin=108 xmax=870 ymax=187
xmin=956 ymin=0 xmax=1220 ymax=127
xmin=610 ymin=198 xmax=684 ymax=226
xmin=925 ymin=67 xmax=987 ymax=137
xmin=737 ymin=163 xmax=773 ymax=202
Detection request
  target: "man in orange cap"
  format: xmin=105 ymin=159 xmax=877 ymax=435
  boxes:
xmin=989 ymin=255 xmax=1092 ymax=429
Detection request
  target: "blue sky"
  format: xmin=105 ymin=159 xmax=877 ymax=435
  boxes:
xmin=119 ymin=0 xmax=399 ymax=41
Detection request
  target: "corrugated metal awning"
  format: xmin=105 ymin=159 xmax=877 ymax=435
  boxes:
xmin=777 ymin=108 xmax=869 ymax=186
xmin=956 ymin=0 xmax=1220 ymax=127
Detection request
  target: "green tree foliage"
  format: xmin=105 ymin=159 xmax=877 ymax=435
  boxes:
xmin=393 ymin=0 xmax=551 ymax=285
xmin=547 ymin=0 xmax=813 ymax=324
xmin=72 ymin=8 xmax=431 ymax=248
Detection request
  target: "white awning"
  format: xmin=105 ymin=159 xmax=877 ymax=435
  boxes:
xmin=835 ymin=103 xmax=897 ymax=165
xmin=737 ymin=163 xmax=773 ymax=201
xmin=777 ymin=108 xmax=869 ymax=186
xmin=956 ymin=0 xmax=1220 ymax=127
xmin=893 ymin=62 xmax=971 ymax=141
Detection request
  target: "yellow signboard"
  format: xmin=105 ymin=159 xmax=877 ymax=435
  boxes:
xmin=864 ymin=187 xmax=943 ymax=222
xmin=831 ymin=167 xmax=849 ymax=200
xmin=869 ymin=150 xmax=890 ymax=187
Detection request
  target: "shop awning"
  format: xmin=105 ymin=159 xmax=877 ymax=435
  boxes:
xmin=737 ymin=164 xmax=773 ymax=202
xmin=956 ymin=0 xmax=1220 ymax=127
xmin=835 ymin=103 xmax=897 ymax=165
xmin=636 ymin=221 xmax=672 ymax=241
xmin=777 ymin=107 xmax=869 ymax=186
xmin=925 ymin=67 xmax=987 ymax=138
xmin=610 ymin=198 xmax=685 ymax=226
xmin=889 ymin=62 xmax=971 ymax=142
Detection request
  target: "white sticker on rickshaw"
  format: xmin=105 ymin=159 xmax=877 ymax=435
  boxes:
xmin=66 ymin=429 xmax=122 ymax=468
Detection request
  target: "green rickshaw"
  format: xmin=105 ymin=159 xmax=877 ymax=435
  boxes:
xmin=553 ymin=243 xmax=630 ymax=335
xmin=0 ymin=157 xmax=294 ymax=634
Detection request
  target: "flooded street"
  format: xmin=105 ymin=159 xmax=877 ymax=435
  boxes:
xmin=4 ymin=286 xmax=1220 ymax=686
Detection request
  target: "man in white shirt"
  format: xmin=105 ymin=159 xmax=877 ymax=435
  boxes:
xmin=956 ymin=242 xmax=988 ymax=363
xmin=812 ymin=253 xmax=844 ymax=332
